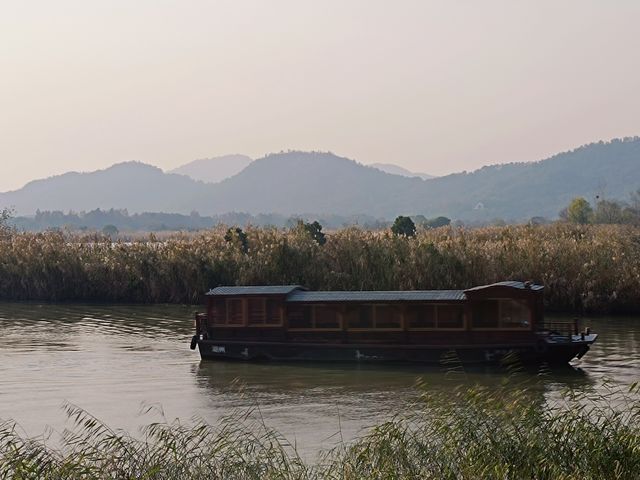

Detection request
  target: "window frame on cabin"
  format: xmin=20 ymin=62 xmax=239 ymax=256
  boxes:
xmin=265 ymin=298 xmax=284 ymax=326
xmin=346 ymin=304 xmax=374 ymax=330
xmin=225 ymin=298 xmax=246 ymax=326
xmin=313 ymin=305 xmax=341 ymax=330
xmin=287 ymin=304 xmax=342 ymax=331
xmin=372 ymin=304 xmax=403 ymax=330
xmin=406 ymin=303 xmax=466 ymax=331
xmin=245 ymin=297 xmax=284 ymax=327
xmin=210 ymin=298 xmax=227 ymax=325
xmin=471 ymin=298 xmax=532 ymax=331
xmin=247 ymin=297 xmax=266 ymax=325
xmin=345 ymin=304 xmax=404 ymax=331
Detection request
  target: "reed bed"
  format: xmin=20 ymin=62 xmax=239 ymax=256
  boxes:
xmin=0 ymin=224 xmax=639 ymax=313
xmin=1 ymin=381 xmax=639 ymax=479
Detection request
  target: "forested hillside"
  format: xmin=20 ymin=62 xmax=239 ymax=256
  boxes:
xmin=2 ymin=138 xmax=639 ymax=221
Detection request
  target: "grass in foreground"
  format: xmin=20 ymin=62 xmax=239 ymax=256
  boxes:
xmin=1 ymin=380 xmax=639 ymax=480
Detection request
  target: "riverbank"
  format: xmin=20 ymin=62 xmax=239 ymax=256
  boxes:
xmin=2 ymin=381 xmax=639 ymax=480
xmin=0 ymin=224 xmax=638 ymax=313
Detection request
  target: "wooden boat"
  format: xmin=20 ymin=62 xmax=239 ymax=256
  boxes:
xmin=190 ymin=281 xmax=597 ymax=365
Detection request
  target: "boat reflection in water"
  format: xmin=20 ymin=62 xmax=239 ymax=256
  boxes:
xmin=193 ymin=356 xmax=593 ymax=398
xmin=192 ymin=354 xmax=594 ymax=456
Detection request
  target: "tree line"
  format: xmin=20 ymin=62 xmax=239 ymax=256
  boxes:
xmin=560 ymin=189 xmax=640 ymax=225
xmin=9 ymin=209 xmax=390 ymax=233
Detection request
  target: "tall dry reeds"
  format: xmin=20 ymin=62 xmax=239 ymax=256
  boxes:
xmin=0 ymin=224 xmax=638 ymax=312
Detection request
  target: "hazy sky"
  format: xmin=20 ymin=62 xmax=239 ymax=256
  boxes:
xmin=1 ymin=1 xmax=639 ymax=192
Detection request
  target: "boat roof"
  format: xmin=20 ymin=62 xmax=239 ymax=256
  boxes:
xmin=206 ymin=285 xmax=306 ymax=296
xmin=206 ymin=281 xmax=542 ymax=301
xmin=286 ymin=290 xmax=466 ymax=302
xmin=464 ymin=281 xmax=544 ymax=292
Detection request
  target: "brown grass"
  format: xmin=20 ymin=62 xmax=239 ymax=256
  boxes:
xmin=0 ymin=223 xmax=638 ymax=312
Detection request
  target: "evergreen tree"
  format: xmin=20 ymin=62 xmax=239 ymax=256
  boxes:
xmin=391 ymin=216 xmax=416 ymax=237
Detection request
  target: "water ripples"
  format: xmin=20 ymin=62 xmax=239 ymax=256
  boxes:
xmin=0 ymin=303 xmax=639 ymax=455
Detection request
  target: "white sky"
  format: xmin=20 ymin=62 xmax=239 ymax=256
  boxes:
xmin=1 ymin=0 xmax=639 ymax=191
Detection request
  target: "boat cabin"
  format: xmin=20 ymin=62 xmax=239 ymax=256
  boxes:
xmin=196 ymin=281 xmax=545 ymax=345
xmin=192 ymin=281 xmax=597 ymax=364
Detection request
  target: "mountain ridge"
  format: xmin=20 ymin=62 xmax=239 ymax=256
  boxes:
xmin=369 ymin=163 xmax=435 ymax=180
xmin=169 ymin=154 xmax=253 ymax=184
xmin=0 ymin=161 xmax=212 ymax=215
xmin=1 ymin=138 xmax=639 ymax=220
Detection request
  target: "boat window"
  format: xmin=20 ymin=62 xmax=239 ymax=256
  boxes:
xmin=472 ymin=299 xmax=530 ymax=329
xmin=227 ymin=298 xmax=245 ymax=325
xmin=406 ymin=305 xmax=436 ymax=329
xmin=348 ymin=305 xmax=373 ymax=329
xmin=248 ymin=298 xmax=266 ymax=325
xmin=375 ymin=305 xmax=402 ymax=329
xmin=499 ymin=299 xmax=530 ymax=329
xmin=265 ymin=299 xmax=282 ymax=325
xmin=472 ymin=300 xmax=499 ymax=328
xmin=288 ymin=305 xmax=312 ymax=328
xmin=437 ymin=305 xmax=464 ymax=329
xmin=211 ymin=299 xmax=226 ymax=324
xmin=314 ymin=306 xmax=340 ymax=329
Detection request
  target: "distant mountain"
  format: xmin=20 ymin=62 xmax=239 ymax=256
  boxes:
xmin=198 ymin=140 xmax=640 ymax=219
xmin=199 ymin=152 xmax=426 ymax=217
xmin=201 ymin=140 xmax=640 ymax=219
xmin=370 ymin=163 xmax=435 ymax=180
xmin=0 ymin=162 xmax=212 ymax=215
xmin=2 ymin=138 xmax=640 ymax=220
xmin=420 ymin=138 xmax=640 ymax=220
xmin=170 ymin=154 xmax=253 ymax=183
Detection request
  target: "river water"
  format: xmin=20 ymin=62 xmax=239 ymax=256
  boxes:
xmin=0 ymin=303 xmax=638 ymax=457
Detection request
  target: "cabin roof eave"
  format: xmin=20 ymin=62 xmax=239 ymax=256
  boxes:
xmin=206 ymin=285 xmax=306 ymax=297
xmin=205 ymin=281 xmax=544 ymax=302
xmin=463 ymin=281 xmax=544 ymax=296
xmin=285 ymin=290 xmax=466 ymax=303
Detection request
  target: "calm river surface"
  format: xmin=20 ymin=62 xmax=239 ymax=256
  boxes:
xmin=0 ymin=303 xmax=639 ymax=456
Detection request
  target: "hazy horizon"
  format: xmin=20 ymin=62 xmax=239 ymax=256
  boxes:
xmin=1 ymin=137 xmax=634 ymax=193
xmin=2 ymin=1 xmax=640 ymax=192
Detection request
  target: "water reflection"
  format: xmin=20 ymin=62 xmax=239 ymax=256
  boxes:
xmin=194 ymin=358 xmax=591 ymax=396
xmin=0 ymin=303 xmax=638 ymax=455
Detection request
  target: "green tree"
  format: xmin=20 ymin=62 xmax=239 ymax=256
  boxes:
xmin=300 ymin=220 xmax=326 ymax=246
xmin=224 ymin=227 xmax=249 ymax=253
xmin=564 ymin=197 xmax=593 ymax=224
xmin=391 ymin=215 xmax=416 ymax=237
xmin=424 ymin=216 xmax=451 ymax=229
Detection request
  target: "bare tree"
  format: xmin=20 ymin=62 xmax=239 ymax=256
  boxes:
xmin=0 ymin=207 xmax=15 ymax=239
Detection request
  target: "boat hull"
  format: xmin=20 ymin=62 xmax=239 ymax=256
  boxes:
xmin=196 ymin=336 xmax=596 ymax=365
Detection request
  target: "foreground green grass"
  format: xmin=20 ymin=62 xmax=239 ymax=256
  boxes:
xmin=0 ymin=223 xmax=640 ymax=312
xmin=2 ymin=381 xmax=639 ymax=480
